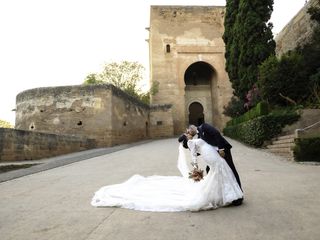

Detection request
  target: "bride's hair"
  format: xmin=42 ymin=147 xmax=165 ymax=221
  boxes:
xmin=187 ymin=125 xmax=197 ymax=136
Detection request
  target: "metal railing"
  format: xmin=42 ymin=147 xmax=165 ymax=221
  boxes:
xmin=295 ymin=120 xmax=320 ymax=138
xmin=298 ymin=120 xmax=320 ymax=131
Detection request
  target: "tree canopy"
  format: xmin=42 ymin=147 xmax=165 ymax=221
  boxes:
xmin=223 ymin=0 xmax=275 ymax=99
xmin=258 ymin=1 xmax=320 ymax=107
xmin=83 ymin=61 xmax=150 ymax=104
xmin=0 ymin=119 xmax=13 ymax=128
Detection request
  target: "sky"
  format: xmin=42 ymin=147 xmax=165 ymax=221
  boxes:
xmin=0 ymin=0 xmax=308 ymax=125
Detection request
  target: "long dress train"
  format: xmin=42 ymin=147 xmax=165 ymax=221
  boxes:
xmin=91 ymin=138 xmax=243 ymax=212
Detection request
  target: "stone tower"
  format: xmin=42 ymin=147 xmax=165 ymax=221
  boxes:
xmin=148 ymin=6 xmax=233 ymax=134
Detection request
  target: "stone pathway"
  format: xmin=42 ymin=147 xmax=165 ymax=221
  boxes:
xmin=0 ymin=138 xmax=319 ymax=240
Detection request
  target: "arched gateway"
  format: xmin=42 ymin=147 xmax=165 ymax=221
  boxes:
xmin=184 ymin=61 xmax=215 ymax=126
xmin=148 ymin=5 xmax=233 ymax=134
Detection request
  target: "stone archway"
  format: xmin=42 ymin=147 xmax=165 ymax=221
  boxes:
xmin=184 ymin=61 xmax=214 ymax=86
xmin=184 ymin=61 xmax=215 ymax=126
xmin=188 ymin=102 xmax=204 ymax=126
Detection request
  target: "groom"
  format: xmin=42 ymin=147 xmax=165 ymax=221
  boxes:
xmin=184 ymin=123 xmax=243 ymax=205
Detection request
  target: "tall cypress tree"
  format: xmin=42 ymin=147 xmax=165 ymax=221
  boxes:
xmin=223 ymin=0 xmax=240 ymax=96
xmin=223 ymin=0 xmax=275 ymax=99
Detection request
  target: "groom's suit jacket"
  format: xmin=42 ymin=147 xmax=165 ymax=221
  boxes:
xmin=197 ymin=123 xmax=242 ymax=190
xmin=197 ymin=123 xmax=232 ymax=150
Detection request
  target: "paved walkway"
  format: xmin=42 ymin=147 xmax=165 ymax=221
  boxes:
xmin=0 ymin=140 xmax=151 ymax=183
xmin=0 ymin=138 xmax=319 ymax=240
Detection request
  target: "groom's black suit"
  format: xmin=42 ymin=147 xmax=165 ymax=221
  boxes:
xmin=197 ymin=123 xmax=243 ymax=192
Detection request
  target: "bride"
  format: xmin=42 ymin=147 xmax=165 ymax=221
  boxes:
xmin=91 ymin=133 xmax=243 ymax=212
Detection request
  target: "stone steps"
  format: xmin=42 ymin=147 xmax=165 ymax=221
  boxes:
xmin=268 ymin=147 xmax=293 ymax=154
xmin=273 ymin=134 xmax=295 ymax=141
xmin=268 ymin=149 xmax=294 ymax=155
xmin=271 ymin=138 xmax=295 ymax=145
xmin=267 ymin=142 xmax=295 ymax=149
xmin=266 ymin=134 xmax=296 ymax=160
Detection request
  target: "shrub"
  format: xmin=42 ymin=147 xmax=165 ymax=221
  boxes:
xmin=306 ymin=68 xmax=320 ymax=108
xmin=244 ymin=84 xmax=262 ymax=110
xmin=293 ymin=137 xmax=320 ymax=162
xmin=223 ymin=96 xmax=246 ymax=118
xmin=223 ymin=110 xmax=300 ymax=147
xmin=226 ymin=101 xmax=269 ymax=127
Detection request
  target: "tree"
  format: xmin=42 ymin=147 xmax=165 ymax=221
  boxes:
xmin=0 ymin=119 xmax=13 ymax=128
xmin=83 ymin=61 xmax=149 ymax=103
xmin=258 ymin=53 xmax=307 ymax=105
xmin=223 ymin=0 xmax=240 ymax=97
xmin=223 ymin=0 xmax=275 ymax=99
xmin=308 ymin=0 xmax=320 ymax=23
xmin=83 ymin=73 xmax=102 ymax=85
xmin=258 ymin=1 xmax=320 ymax=108
xmin=223 ymin=96 xmax=246 ymax=118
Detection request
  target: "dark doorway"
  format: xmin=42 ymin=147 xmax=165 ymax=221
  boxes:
xmin=189 ymin=102 xmax=204 ymax=126
xmin=184 ymin=61 xmax=214 ymax=86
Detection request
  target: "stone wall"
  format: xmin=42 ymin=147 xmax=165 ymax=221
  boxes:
xmin=283 ymin=109 xmax=320 ymax=136
xmin=149 ymin=104 xmax=174 ymax=138
xmin=15 ymin=85 xmax=113 ymax=146
xmin=15 ymin=84 xmax=174 ymax=150
xmin=0 ymin=128 xmax=96 ymax=161
xmin=275 ymin=0 xmax=319 ymax=56
xmin=110 ymin=87 xmax=150 ymax=145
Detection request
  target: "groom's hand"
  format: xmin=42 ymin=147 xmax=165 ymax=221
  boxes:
xmin=218 ymin=149 xmax=225 ymax=158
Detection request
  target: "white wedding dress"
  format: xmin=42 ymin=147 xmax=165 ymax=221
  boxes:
xmin=91 ymin=138 xmax=243 ymax=212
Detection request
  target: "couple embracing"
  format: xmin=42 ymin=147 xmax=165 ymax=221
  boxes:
xmin=178 ymin=123 xmax=243 ymax=207
xmin=91 ymin=123 xmax=243 ymax=212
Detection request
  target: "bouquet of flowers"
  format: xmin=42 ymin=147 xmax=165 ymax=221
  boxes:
xmin=188 ymin=168 xmax=204 ymax=182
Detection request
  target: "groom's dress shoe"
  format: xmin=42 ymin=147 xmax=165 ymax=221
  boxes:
xmin=232 ymin=198 xmax=243 ymax=206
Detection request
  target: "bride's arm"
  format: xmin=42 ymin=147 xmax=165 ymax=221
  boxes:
xmin=187 ymin=140 xmax=198 ymax=168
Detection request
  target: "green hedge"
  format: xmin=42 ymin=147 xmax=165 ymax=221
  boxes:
xmin=226 ymin=101 xmax=269 ymax=127
xmin=223 ymin=111 xmax=300 ymax=147
xmin=293 ymin=137 xmax=320 ymax=162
